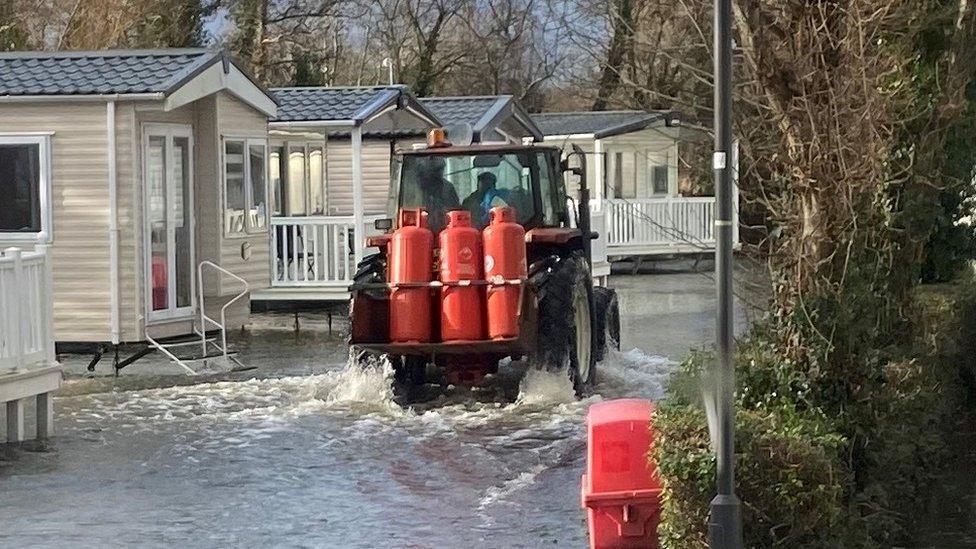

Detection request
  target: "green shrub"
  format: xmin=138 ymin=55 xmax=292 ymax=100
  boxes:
xmin=653 ymin=404 xmax=866 ymax=548
xmin=856 ymin=275 xmax=976 ymax=542
xmin=668 ymin=326 xmax=843 ymax=418
xmin=855 ymin=358 xmax=950 ymax=543
xmin=911 ymin=274 xmax=976 ymax=397
xmin=653 ymin=274 xmax=976 ymax=547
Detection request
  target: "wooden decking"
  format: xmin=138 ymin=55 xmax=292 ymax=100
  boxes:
xmin=251 ymin=284 xmax=354 ymax=303
xmin=1 ymin=246 xmax=61 ymax=443
xmin=1 ymin=365 xmax=61 ymax=442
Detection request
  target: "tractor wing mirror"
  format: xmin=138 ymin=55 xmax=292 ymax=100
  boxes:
xmin=374 ymin=218 xmax=393 ymax=231
xmin=560 ymin=159 xmax=584 ymax=178
xmin=562 ymin=145 xmax=588 ymax=188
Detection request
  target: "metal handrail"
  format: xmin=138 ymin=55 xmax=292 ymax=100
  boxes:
xmin=598 ymin=196 xmax=717 ymax=204
xmin=144 ymin=331 xmax=196 ymax=375
xmin=270 ymin=213 xmax=387 ymax=225
xmin=271 ymin=215 xmax=357 ymax=225
xmin=197 ymin=261 xmax=249 ymax=362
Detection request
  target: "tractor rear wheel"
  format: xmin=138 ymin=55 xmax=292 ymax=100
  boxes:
xmin=593 ymin=286 xmax=620 ymax=362
xmin=535 ymin=254 xmax=596 ymax=395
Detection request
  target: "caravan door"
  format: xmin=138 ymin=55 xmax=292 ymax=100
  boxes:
xmin=143 ymin=124 xmax=195 ymax=323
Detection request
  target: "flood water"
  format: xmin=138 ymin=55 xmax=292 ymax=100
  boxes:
xmin=0 ymin=268 xmax=761 ymax=548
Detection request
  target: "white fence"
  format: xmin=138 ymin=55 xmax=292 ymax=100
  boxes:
xmin=598 ymin=197 xmax=722 ymax=253
xmin=269 ymin=199 xmax=732 ymax=289
xmin=0 ymin=246 xmax=55 ymax=370
xmin=271 ymin=215 xmax=383 ymax=287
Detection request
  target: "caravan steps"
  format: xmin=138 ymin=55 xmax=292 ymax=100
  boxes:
xmin=142 ymin=329 xmax=245 ymax=375
xmin=133 ymin=262 xmax=251 ymax=376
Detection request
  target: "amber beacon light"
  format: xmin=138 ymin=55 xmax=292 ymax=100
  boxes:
xmin=426 ymin=128 xmax=451 ymax=148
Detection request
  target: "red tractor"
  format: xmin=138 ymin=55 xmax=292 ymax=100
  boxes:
xmin=349 ymin=130 xmax=620 ymax=398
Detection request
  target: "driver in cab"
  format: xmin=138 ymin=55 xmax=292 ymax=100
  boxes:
xmin=462 ymin=172 xmax=509 ymax=227
xmin=462 ymin=171 xmax=532 ymax=227
xmin=412 ymin=155 xmax=460 ymax=233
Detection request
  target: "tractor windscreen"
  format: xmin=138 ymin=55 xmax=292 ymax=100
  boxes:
xmin=397 ymin=151 xmax=543 ymax=232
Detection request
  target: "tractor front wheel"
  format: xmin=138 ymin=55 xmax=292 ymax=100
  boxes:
xmin=393 ymin=355 xmax=427 ymax=400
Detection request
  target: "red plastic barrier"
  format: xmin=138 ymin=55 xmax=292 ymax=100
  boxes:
xmin=582 ymin=399 xmax=663 ymax=549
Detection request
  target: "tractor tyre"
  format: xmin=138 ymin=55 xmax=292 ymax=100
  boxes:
xmin=535 ymin=253 xmax=596 ymax=395
xmin=593 ymin=286 xmax=621 ymax=362
xmin=393 ymin=355 xmax=427 ymax=401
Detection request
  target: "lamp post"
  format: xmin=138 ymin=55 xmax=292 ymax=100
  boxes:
xmin=709 ymin=0 xmax=743 ymax=546
xmin=381 ymin=58 xmax=395 ymax=85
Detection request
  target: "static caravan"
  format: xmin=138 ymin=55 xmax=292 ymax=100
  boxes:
xmin=0 ymin=49 xmax=277 ymax=367
xmin=269 ymin=93 xmax=542 ymax=221
xmin=419 ymin=95 xmax=542 ymax=145
xmin=254 ymin=86 xmax=439 ymax=303
xmin=532 ymin=110 xmax=738 ymax=259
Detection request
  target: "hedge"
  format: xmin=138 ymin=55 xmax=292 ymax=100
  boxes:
xmin=654 ymin=405 xmax=865 ymax=548
xmin=652 ymin=271 xmax=976 ymax=547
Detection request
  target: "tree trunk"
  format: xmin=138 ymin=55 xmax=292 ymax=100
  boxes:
xmin=592 ymin=0 xmax=634 ymax=110
xmin=251 ymin=0 xmax=269 ymax=82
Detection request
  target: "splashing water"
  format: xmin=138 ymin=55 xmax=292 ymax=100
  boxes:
xmin=515 ymin=367 xmax=577 ymax=406
xmin=596 ymin=347 xmax=676 ymax=400
xmin=324 ymin=353 xmax=399 ymax=411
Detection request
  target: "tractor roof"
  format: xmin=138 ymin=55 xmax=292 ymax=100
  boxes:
xmin=396 ymin=142 xmax=559 ymax=156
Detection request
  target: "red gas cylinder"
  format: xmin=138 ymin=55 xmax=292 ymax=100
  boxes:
xmin=439 ymin=210 xmax=485 ymax=341
xmin=389 ymin=209 xmax=434 ymax=343
xmin=483 ymin=206 xmax=526 ymax=339
xmin=582 ymin=399 xmax=663 ymax=549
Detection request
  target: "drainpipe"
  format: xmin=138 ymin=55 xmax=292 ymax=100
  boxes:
xmin=592 ymin=139 xmax=604 ymax=212
xmin=107 ymin=100 xmax=120 ymax=345
xmin=351 ymin=125 xmax=364 ymax=268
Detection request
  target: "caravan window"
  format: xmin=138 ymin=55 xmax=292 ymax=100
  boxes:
xmin=270 ymin=146 xmax=285 ymax=216
xmin=613 ymin=152 xmax=623 ymax=197
xmin=651 ymin=165 xmax=669 ymax=195
xmin=224 ymin=141 xmax=247 ymax=233
xmin=276 ymin=142 xmax=327 ymax=217
xmin=649 ymin=150 xmax=670 ymax=195
xmin=223 ymin=138 xmax=268 ymax=235
xmin=287 ymin=145 xmax=307 ymax=215
xmin=309 ymin=146 xmax=325 ymax=215
xmin=0 ymin=136 xmax=50 ymax=240
xmin=248 ymin=143 xmax=268 ymax=229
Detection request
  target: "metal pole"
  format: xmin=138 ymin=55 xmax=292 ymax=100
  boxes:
xmin=382 ymin=58 xmax=394 ymax=85
xmin=351 ymin=126 xmax=365 ymax=269
xmin=709 ymin=0 xmax=742 ymax=545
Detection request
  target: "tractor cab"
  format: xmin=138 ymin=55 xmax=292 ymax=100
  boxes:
xmin=390 ymin=141 xmax=569 ymax=234
xmin=375 ymin=129 xmax=593 ymax=265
